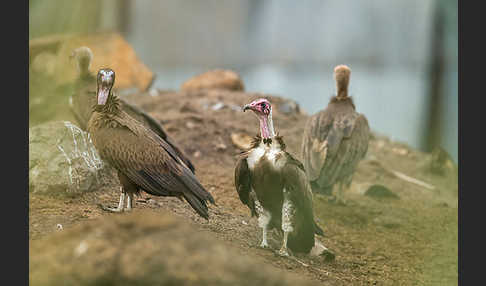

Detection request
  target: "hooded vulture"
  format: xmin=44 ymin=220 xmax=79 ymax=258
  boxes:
xmin=301 ymin=65 xmax=370 ymax=204
xmin=88 ymin=68 xmax=214 ymax=219
xmin=69 ymin=46 xmax=195 ymax=173
xmin=234 ymin=98 xmax=324 ymax=256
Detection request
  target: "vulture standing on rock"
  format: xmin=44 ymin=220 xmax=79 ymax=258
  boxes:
xmin=88 ymin=68 xmax=214 ymax=219
xmin=301 ymin=65 xmax=370 ymax=204
xmin=69 ymin=46 xmax=195 ymax=173
xmin=234 ymin=98 xmax=324 ymax=256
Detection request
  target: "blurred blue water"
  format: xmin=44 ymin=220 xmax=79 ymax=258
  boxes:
xmin=152 ymin=64 xmax=457 ymax=162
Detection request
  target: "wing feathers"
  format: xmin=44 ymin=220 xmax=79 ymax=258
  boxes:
xmin=97 ymin=112 xmax=214 ymax=219
xmin=234 ymin=156 xmax=256 ymax=215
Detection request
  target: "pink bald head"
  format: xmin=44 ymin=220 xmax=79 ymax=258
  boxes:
xmin=243 ymin=98 xmax=275 ymax=139
xmin=242 ymin=98 xmax=272 ymax=116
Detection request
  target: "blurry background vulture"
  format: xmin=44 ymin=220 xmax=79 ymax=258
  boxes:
xmin=301 ymin=65 xmax=370 ymax=204
xmin=235 ymin=98 xmax=324 ymax=256
xmin=87 ymin=68 xmax=214 ymax=219
xmin=69 ymin=46 xmax=194 ymax=173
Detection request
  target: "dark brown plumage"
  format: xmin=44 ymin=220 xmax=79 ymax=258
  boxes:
xmin=235 ymin=99 xmax=323 ymax=256
xmin=88 ymin=68 xmax=214 ymax=219
xmin=301 ymin=65 xmax=370 ymax=203
xmin=69 ymin=47 xmax=195 ymax=173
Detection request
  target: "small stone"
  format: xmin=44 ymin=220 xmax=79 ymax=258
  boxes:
xmin=212 ymin=102 xmax=225 ymax=111
xmin=193 ymin=151 xmax=201 ymax=158
xmin=148 ymin=88 xmax=159 ymax=97
xmin=364 ymin=184 xmax=399 ymax=200
xmin=215 ymin=143 xmax=227 ymax=151
xmin=231 ymin=133 xmax=253 ymax=150
xmin=392 ymin=147 xmax=409 ymax=155
xmin=56 ymin=224 xmax=63 ymax=231
xmin=186 ymin=121 xmax=196 ymax=129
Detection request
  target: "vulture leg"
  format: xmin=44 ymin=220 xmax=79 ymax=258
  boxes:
xmin=255 ymin=200 xmax=271 ymax=248
xmin=125 ymin=193 xmax=134 ymax=211
xmin=278 ymin=189 xmax=294 ymax=257
xmin=118 ymin=172 xmax=139 ymax=211
xmin=101 ymin=187 xmax=126 ymax=212
xmin=336 ymin=180 xmax=350 ymax=205
xmin=278 ymin=231 xmax=290 ymax=257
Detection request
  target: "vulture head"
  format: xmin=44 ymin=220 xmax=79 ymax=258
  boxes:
xmin=334 ymin=64 xmax=351 ymax=98
xmin=96 ymin=68 xmax=115 ymax=105
xmin=243 ymin=98 xmax=275 ymax=139
xmin=243 ymin=98 xmax=272 ymax=115
xmin=70 ymin=46 xmax=93 ymax=75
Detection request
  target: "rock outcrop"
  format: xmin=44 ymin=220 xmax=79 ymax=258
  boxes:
xmin=181 ymin=69 xmax=245 ymax=92
xmin=29 ymin=121 xmax=116 ymax=196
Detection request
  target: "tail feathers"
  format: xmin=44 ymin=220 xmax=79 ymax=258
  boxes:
xmin=177 ymin=169 xmax=215 ymax=205
xmin=288 ymin=229 xmax=315 ymax=254
xmin=288 ymin=220 xmax=315 ymax=254
xmin=183 ymin=191 xmax=209 ymax=220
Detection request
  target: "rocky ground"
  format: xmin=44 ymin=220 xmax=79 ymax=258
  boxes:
xmin=29 ymin=33 xmax=458 ymax=286
xmin=29 ymin=85 xmax=458 ymax=285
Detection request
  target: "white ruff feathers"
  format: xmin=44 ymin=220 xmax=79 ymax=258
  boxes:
xmin=247 ymin=140 xmax=284 ymax=171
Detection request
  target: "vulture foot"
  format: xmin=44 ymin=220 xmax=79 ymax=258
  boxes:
xmin=98 ymin=203 xmax=125 ymax=213
xmin=99 ymin=189 xmax=129 ymax=213
xmin=278 ymin=248 xmax=290 ymax=257
xmin=260 ymin=241 xmax=270 ymax=249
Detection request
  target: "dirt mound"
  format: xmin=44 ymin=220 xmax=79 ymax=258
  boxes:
xmin=30 ymin=210 xmax=319 ymax=286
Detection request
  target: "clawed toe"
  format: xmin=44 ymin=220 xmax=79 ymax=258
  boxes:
xmin=278 ymin=249 xmax=290 ymax=257
xmin=98 ymin=203 xmax=124 ymax=213
xmin=260 ymin=242 xmax=270 ymax=249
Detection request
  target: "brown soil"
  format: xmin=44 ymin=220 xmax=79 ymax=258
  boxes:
xmin=29 ymin=87 xmax=458 ymax=285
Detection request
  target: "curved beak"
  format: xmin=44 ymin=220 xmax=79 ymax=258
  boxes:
xmin=242 ymin=104 xmax=251 ymax=112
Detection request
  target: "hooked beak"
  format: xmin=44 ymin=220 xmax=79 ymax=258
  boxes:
xmin=242 ymin=104 xmax=251 ymax=112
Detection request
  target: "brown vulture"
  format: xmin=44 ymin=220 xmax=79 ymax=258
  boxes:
xmin=234 ymin=98 xmax=324 ymax=256
xmin=69 ymin=46 xmax=195 ymax=173
xmin=301 ymin=65 xmax=370 ymax=204
xmin=88 ymin=68 xmax=214 ymax=219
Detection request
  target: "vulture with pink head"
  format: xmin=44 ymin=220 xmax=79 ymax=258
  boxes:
xmin=301 ymin=65 xmax=370 ymax=203
xmin=235 ymin=98 xmax=324 ymax=256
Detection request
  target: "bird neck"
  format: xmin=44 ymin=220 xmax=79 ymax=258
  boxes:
xmin=336 ymin=90 xmax=348 ymax=98
xmin=93 ymin=91 xmax=120 ymax=114
xmin=259 ymin=110 xmax=275 ymax=140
